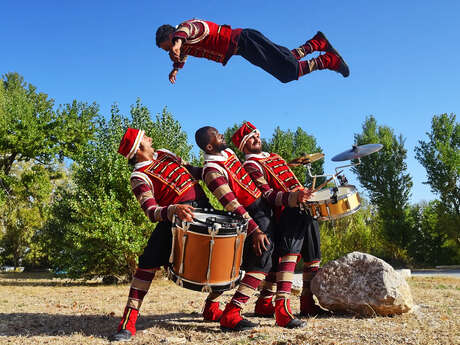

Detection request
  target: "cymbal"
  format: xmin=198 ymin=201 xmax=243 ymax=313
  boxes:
xmin=331 ymin=144 xmax=383 ymax=162
xmin=288 ymin=153 xmax=324 ymax=166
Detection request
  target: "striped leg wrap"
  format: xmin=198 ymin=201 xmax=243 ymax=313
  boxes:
xmin=291 ymin=42 xmax=313 ymax=60
xmin=231 ymin=272 xmax=266 ymax=309
xmin=126 ymin=268 xmax=156 ymax=310
xmin=206 ymin=291 xmax=223 ymax=302
xmin=260 ymin=271 xmax=277 ymax=298
xmin=298 ymin=59 xmax=319 ymax=77
xmin=275 ymin=255 xmax=298 ymax=301
xmin=302 ymin=260 xmax=320 ymax=296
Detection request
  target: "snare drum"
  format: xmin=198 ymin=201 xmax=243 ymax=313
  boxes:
xmin=168 ymin=208 xmax=247 ymax=292
xmin=305 ymin=185 xmax=361 ymax=221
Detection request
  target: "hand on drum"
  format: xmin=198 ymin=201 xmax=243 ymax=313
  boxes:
xmin=174 ymin=204 xmax=195 ymax=222
xmin=297 ymin=188 xmax=313 ymax=203
xmin=252 ymin=230 xmax=270 ymax=256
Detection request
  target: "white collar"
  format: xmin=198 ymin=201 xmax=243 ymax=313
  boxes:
xmin=245 ymin=151 xmax=269 ymax=160
xmin=134 ymin=160 xmax=152 ymax=170
xmin=203 ymin=148 xmax=233 ymax=162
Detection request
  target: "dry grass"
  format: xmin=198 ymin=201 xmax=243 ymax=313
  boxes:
xmin=0 ymin=271 xmax=458 ymax=345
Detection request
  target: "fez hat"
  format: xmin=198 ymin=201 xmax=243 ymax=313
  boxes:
xmin=118 ymin=128 xmax=145 ymax=159
xmin=232 ymin=122 xmax=260 ymax=151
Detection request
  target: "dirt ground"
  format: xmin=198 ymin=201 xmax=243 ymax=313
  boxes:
xmin=0 ymin=272 xmax=458 ymax=345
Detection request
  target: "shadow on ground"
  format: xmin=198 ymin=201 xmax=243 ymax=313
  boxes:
xmin=0 ymin=312 xmax=224 ymax=339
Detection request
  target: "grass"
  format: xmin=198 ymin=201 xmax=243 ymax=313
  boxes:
xmin=0 ymin=272 xmax=458 ymax=344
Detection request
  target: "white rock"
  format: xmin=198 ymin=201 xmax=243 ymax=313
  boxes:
xmin=311 ymin=251 xmax=414 ymax=316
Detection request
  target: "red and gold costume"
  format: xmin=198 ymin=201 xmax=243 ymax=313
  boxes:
xmin=167 ymin=19 xmax=349 ymax=83
xmin=202 ymin=147 xmax=275 ymax=331
xmin=172 ymin=19 xmax=241 ymax=69
xmin=111 ymin=128 xmax=221 ymax=342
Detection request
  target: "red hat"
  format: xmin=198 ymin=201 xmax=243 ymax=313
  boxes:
xmin=232 ymin=122 xmax=260 ymax=151
xmin=118 ymin=128 xmax=145 ymax=159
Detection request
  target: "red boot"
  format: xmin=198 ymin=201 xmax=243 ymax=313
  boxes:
xmin=220 ymin=303 xmax=258 ymax=332
xmin=109 ymin=306 xmax=139 ymax=341
xmin=254 ymin=296 xmax=275 ymax=317
xmin=300 ymin=293 xmax=331 ymax=317
xmin=203 ymin=300 xmax=223 ymax=322
xmin=305 ymin=31 xmax=332 ymax=53
xmin=275 ymin=299 xmax=306 ymax=329
xmin=316 ymin=51 xmax=349 ymax=78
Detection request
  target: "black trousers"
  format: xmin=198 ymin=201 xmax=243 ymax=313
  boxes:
xmin=272 ymin=207 xmax=321 ymax=266
xmin=138 ymin=199 xmax=211 ymax=269
xmin=237 ymin=29 xmax=299 ymax=83
xmin=240 ymin=198 xmax=275 ymax=273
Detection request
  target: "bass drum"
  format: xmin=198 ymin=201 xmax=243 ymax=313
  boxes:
xmin=169 ymin=208 xmax=247 ymax=292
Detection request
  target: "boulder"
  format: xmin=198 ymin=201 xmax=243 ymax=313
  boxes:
xmin=311 ymin=252 xmax=414 ymax=316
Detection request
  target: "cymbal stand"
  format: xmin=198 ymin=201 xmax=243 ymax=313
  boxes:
xmin=304 ymin=162 xmax=340 ymax=190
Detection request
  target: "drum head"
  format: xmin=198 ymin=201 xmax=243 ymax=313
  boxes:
xmin=175 ymin=208 xmax=248 ymax=235
xmin=309 ymin=185 xmax=358 ymax=202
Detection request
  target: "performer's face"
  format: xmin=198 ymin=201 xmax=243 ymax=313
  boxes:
xmin=207 ymin=128 xmax=227 ymax=153
xmin=159 ymin=33 xmax=173 ymax=51
xmin=139 ymin=134 xmax=155 ymax=158
xmin=244 ymin=132 xmax=262 ymax=154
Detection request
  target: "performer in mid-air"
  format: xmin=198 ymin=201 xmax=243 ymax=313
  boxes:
xmin=110 ymin=128 xmax=223 ymax=342
xmin=155 ymin=19 xmax=349 ymax=84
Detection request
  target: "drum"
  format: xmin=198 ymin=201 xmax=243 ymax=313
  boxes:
xmin=168 ymin=208 xmax=247 ymax=292
xmin=305 ymin=185 xmax=361 ymax=221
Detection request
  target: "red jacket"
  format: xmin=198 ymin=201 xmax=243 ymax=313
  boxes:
xmin=173 ymin=19 xmax=241 ymax=68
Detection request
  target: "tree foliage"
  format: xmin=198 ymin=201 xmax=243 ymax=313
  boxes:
xmin=414 ymin=113 xmax=459 ymax=248
xmin=0 ymin=72 xmax=97 ymax=267
xmin=352 ymin=116 xmax=413 ymax=247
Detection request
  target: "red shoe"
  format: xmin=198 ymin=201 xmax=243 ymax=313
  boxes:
xmin=220 ymin=303 xmax=258 ymax=332
xmin=275 ymin=299 xmax=306 ymax=329
xmin=254 ymin=296 xmax=275 ymax=317
xmin=316 ymin=51 xmax=349 ymax=78
xmin=116 ymin=306 xmax=138 ymax=335
xmin=300 ymin=293 xmax=331 ymax=317
xmin=306 ymin=31 xmax=332 ymax=52
xmin=203 ymin=300 xmax=223 ymax=322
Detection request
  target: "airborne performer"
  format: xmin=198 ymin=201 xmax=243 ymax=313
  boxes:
xmin=155 ymin=19 xmax=349 ymax=84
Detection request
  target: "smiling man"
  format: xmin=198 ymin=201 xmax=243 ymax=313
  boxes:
xmin=232 ymin=122 xmax=329 ymax=326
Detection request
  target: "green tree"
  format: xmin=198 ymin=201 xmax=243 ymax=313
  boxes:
xmin=0 ymin=163 xmax=54 ymax=268
xmin=0 ymin=73 xmax=97 ymax=197
xmin=0 ymin=72 xmax=97 ymax=267
xmin=352 ymin=116 xmax=413 ymax=248
xmin=414 ymin=113 xmax=459 ymax=247
xmin=43 ymin=103 xmax=193 ymax=279
xmin=405 ymin=201 xmax=459 ymax=266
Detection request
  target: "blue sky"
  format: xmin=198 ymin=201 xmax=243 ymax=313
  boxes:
xmin=1 ymin=1 xmax=459 ymax=203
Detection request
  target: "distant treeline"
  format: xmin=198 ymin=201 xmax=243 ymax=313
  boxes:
xmin=0 ymin=72 xmax=458 ymax=279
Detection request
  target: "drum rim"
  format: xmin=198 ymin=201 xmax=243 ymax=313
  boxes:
xmin=168 ymin=267 xmax=242 ymax=292
xmin=308 ymin=185 xmax=358 ymax=205
xmin=315 ymin=203 xmax=362 ymax=221
xmin=174 ymin=207 xmax=248 ymax=235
